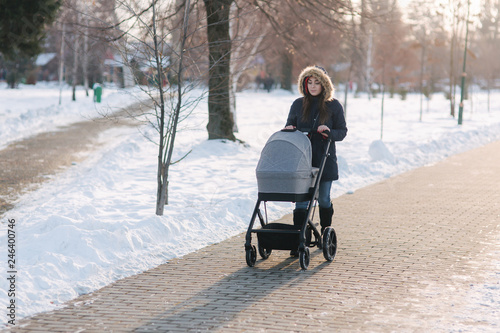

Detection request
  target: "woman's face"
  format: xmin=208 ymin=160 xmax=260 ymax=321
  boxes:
xmin=307 ymin=77 xmax=323 ymax=96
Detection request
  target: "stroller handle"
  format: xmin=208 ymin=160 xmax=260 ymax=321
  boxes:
xmin=281 ymin=127 xmax=332 ymax=141
xmin=281 ymin=127 xmax=311 ymax=137
xmin=322 ymin=129 xmax=332 ymax=140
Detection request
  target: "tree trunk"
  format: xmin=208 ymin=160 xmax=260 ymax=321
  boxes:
xmin=156 ymin=0 xmax=192 ymax=215
xmin=280 ymin=50 xmax=293 ymax=91
xmin=449 ymin=4 xmax=458 ymax=118
xmin=449 ymin=44 xmax=455 ymax=117
xmin=357 ymin=0 xmax=368 ymax=93
xmin=419 ymin=29 xmax=426 ymax=122
xmin=83 ymin=17 xmax=89 ymax=97
xmin=343 ymin=61 xmax=352 ymax=118
xmin=366 ymin=30 xmax=373 ymax=99
xmin=204 ymin=0 xmax=235 ymax=141
xmin=380 ymin=62 xmax=386 ymax=140
xmin=72 ymin=34 xmax=79 ymax=101
xmin=58 ymin=22 xmax=66 ymax=105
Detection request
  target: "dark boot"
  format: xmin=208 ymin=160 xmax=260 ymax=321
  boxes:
xmin=291 ymin=209 xmax=307 ymax=256
xmin=293 ymin=209 xmax=307 ymax=229
xmin=319 ymin=205 xmax=334 ymax=234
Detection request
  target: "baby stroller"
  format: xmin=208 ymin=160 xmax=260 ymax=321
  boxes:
xmin=245 ymin=128 xmax=337 ymax=270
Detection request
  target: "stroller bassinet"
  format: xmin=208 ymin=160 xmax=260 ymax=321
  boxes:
xmin=256 ymin=130 xmax=319 ymax=202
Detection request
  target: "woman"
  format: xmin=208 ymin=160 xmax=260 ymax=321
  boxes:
xmin=284 ymin=65 xmax=347 ymax=236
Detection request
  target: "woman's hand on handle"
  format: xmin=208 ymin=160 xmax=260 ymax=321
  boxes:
xmin=317 ymin=125 xmax=330 ymax=138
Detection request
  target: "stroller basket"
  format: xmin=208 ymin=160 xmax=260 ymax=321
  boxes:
xmin=257 ymin=223 xmax=299 ymax=250
xmin=256 ymin=130 xmax=319 ymax=201
xmin=256 ymin=223 xmax=313 ymax=251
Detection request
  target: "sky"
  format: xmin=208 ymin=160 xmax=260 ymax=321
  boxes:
xmin=398 ymin=0 xmax=483 ymax=17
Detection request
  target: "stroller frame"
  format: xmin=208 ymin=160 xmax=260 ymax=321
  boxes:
xmin=245 ymin=129 xmax=337 ymax=270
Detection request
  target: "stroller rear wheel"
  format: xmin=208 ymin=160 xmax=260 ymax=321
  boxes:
xmin=299 ymin=247 xmax=310 ymax=270
xmin=258 ymin=242 xmax=272 ymax=259
xmin=322 ymin=227 xmax=337 ymax=261
xmin=246 ymin=245 xmax=257 ymax=267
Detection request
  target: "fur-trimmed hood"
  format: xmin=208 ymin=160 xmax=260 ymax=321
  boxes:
xmin=297 ymin=66 xmax=335 ymax=101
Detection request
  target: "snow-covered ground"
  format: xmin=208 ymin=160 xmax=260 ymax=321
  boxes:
xmin=0 ymin=82 xmax=142 ymax=151
xmin=1 ymin=82 xmax=499 ymax=325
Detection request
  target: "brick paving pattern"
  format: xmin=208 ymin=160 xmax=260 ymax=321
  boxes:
xmin=4 ymin=140 xmax=500 ymax=332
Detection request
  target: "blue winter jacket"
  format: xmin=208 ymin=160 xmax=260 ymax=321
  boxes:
xmin=285 ymin=97 xmax=347 ymax=181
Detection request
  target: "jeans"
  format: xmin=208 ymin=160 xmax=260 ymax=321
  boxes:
xmin=295 ymin=180 xmax=332 ymax=210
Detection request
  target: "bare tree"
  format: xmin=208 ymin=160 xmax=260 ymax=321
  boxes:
xmin=204 ymin=0 xmax=236 ymax=140
xmin=108 ymin=0 xmax=205 ymax=215
xmin=407 ymin=0 xmax=435 ymax=120
xmin=71 ymin=13 xmax=80 ymax=101
xmin=55 ymin=0 xmax=204 ymax=214
xmin=475 ymin=0 xmax=500 ymax=111
xmin=356 ymin=0 xmax=405 ymax=136
xmin=153 ymin=0 xmax=192 ymax=215
xmin=52 ymin=0 xmax=119 ymax=103
xmin=229 ymin=2 xmax=268 ymax=131
xmin=82 ymin=9 xmax=90 ymax=96
xmin=58 ymin=1 xmax=86 ymax=101
xmin=58 ymin=19 xmax=66 ymax=105
xmin=200 ymin=0 xmax=357 ymax=140
xmin=445 ymin=0 xmax=470 ymax=117
xmin=250 ymin=0 xmax=353 ymax=89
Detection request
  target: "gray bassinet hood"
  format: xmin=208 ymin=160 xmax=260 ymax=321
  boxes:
xmin=256 ymin=130 xmax=318 ymax=197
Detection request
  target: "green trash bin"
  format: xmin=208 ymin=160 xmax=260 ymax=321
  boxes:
xmin=93 ymin=84 xmax=102 ymax=103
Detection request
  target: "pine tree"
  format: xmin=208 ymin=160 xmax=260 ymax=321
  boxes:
xmin=0 ymin=0 xmax=61 ymax=59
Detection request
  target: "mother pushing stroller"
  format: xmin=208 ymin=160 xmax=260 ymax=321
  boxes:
xmin=284 ymin=65 xmax=347 ymax=240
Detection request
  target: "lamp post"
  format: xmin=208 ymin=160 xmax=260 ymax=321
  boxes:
xmin=458 ymin=0 xmax=471 ymax=125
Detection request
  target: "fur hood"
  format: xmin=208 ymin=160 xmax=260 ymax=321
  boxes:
xmin=297 ymin=66 xmax=335 ymax=101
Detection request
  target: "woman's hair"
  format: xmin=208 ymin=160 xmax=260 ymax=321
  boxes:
xmin=301 ymin=79 xmax=329 ymax=125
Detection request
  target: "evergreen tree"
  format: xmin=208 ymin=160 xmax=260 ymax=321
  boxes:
xmin=0 ymin=0 xmax=61 ymax=59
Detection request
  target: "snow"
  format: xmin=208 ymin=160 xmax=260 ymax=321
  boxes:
xmin=0 ymin=82 xmax=141 ymax=150
xmin=35 ymin=53 xmax=57 ymax=67
xmin=1 ymin=82 xmax=500 ymax=325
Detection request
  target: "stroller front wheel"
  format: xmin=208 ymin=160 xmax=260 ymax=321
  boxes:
xmin=258 ymin=242 xmax=272 ymax=259
xmin=299 ymin=247 xmax=310 ymax=270
xmin=322 ymin=227 xmax=337 ymax=261
xmin=246 ymin=245 xmax=257 ymax=267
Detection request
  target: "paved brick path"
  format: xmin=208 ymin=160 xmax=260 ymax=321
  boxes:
xmin=5 ymin=140 xmax=500 ymax=332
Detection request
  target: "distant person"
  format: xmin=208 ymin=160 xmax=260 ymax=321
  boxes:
xmin=263 ymin=76 xmax=274 ymax=92
xmin=255 ymin=70 xmax=266 ymax=90
xmin=283 ymin=65 xmax=347 ymax=248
